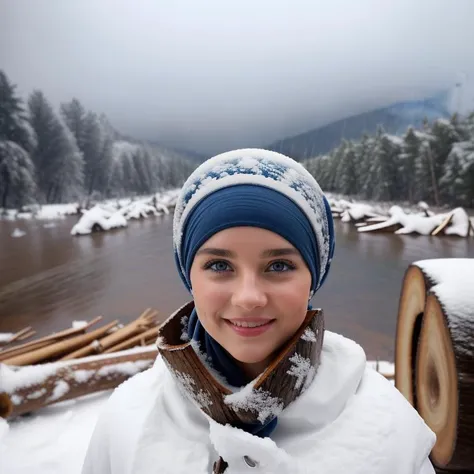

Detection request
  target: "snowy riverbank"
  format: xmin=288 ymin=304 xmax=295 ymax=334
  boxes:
xmin=1 ymin=188 xmax=181 ymax=237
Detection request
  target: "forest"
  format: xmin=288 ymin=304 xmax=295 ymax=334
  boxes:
xmin=0 ymin=70 xmax=195 ymax=209
xmin=2 ymin=67 xmax=473 ymax=210
xmin=303 ymin=113 xmax=474 ymax=208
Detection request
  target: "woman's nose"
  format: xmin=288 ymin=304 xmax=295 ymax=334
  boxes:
xmin=230 ymin=274 xmax=267 ymax=311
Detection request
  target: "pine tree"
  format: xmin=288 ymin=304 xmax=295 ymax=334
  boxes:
xmin=60 ymin=98 xmax=87 ymax=151
xmin=335 ymin=141 xmax=358 ymax=195
xmin=28 ymin=90 xmax=84 ymax=203
xmin=399 ymin=128 xmax=421 ymax=203
xmin=441 ymin=142 xmax=474 ymax=207
xmin=0 ymin=70 xmax=37 ymax=208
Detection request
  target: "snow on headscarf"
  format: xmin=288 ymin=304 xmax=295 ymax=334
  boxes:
xmin=173 ymin=148 xmax=335 ymax=297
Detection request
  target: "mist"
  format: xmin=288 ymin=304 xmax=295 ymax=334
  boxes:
xmin=1 ymin=0 xmax=474 ymax=154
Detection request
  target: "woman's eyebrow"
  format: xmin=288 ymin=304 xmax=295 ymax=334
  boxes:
xmin=195 ymin=248 xmax=235 ymax=257
xmin=261 ymin=248 xmax=299 ymax=258
xmin=195 ymin=247 xmax=299 ymax=258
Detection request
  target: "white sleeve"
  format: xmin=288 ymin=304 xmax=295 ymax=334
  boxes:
xmin=419 ymin=457 xmax=436 ymax=474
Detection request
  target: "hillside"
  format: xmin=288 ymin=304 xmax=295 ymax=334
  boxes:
xmin=267 ymin=91 xmax=451 ymax=160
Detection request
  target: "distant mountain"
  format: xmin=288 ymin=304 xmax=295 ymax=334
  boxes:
xmin=267 ymin=90 xmax=452 ymax=160
xmin=107 ymin=123 xmax=205 ymax=164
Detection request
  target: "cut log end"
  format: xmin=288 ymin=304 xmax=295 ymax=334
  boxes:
xmin=0 ymin=391 xmax=13 ymax=419
xmin=395 ymin=264 xmax=431 ymax=406
xmin=416 ymin=294 xmax=458 ymax=468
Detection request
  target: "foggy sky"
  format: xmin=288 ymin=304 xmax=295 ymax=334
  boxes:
xmin=1 ymin=0 xmax=474 ymax=155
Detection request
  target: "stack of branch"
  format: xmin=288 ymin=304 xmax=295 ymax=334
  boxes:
xmin=0 ymin=309 xmax=160 ymax=419
xmin=0 ymin=326 xmax=37 ymax=348
xmin=0 ymin=309 xmax=159 ymax=366
xmin=395 ymin=258 xmax=474 ymax=473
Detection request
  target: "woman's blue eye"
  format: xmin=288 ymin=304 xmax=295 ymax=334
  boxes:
xmin=268 ymin=261 xmax=294 ymax=272
xmin=207 ymin=261 xmax=231 ymax=272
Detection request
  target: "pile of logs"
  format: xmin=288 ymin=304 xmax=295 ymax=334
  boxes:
xmin=0 ymin=309 xmax=160 ymax=419
xmin=330 ymin=199 xmax=474 ymax=237
xmin=395 ymin=258 xmax=474 ymax=473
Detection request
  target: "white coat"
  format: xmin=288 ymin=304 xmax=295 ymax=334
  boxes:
xmin=81 ymin=331 xmax=436 ymax=474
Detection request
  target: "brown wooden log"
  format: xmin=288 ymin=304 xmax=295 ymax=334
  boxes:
xmin=102 ymin=326 xmax=159 ymax=354
xmin=365 ymin=216 xmax=389 ymax=223
xmin=16 ymin=329 xmax=36 ymax=341
xmin=60 ymin=309 xmax=158 ymax=360
xmin=0 ymin=348 xmax=158 ymax=419
xmin=431 ymin=213 xmax=454 ymax=236
xmin=7 ymin=327 xmax=33 ymax=344
xmin=2 ymin=320 xmax=118 ymax=366
xmin=0 ymin=339 xmax=54 ymax=361
xmin=357 ymin=219 xmax=402 ymax=234
xmin=395 ymin=264 xmax=436 ymax=407
xmin=0 ymin=316 xmax=103 ymax=359
xmin=416 ymin=286 xmax=474 ymax=471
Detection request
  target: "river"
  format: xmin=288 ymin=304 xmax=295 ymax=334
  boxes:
xmin=0 ymin=214 xmax=473 ymax=360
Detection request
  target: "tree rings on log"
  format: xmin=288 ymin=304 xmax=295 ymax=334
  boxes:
xmin=416 ymin=291 xmax=474 ymax=471
xmin=395 ymin=264 xmax=434 ymax=407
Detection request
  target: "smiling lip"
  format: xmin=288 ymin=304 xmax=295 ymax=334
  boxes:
xmin=225 ymin=318 xmax=275 ymax=337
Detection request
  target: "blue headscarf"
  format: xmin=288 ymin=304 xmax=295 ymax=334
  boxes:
xmin=172 ymin=149 xmax=335 ymax=438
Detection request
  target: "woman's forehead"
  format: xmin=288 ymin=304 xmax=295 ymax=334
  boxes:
xmin=199 ymin=227 xmax=298 ymax=252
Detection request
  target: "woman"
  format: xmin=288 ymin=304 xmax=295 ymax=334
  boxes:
xmin=82 ymin=149 xmax=436 ymax=474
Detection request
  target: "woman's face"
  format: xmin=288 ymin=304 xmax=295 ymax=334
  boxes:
xmin=189 ymin=226 xmax=312 ymax=379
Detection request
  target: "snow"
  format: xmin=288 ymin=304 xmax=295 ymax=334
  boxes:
xmin=358 ymin=205 xmax=447 ymax=235
xmin=340 ymin=203 xmax=376 ymax=222
xmin=224 ymin=381 xmax=284 ymax=424
xmin=70 ymin=206 xmax=127 ymax=235
xmin=47 ymin=380 xmax=70 ymax=403
xmin=415 ymin=259 xmax=474 ymax=323
xmin=1 ymin=358 xmax=394 ymax=473
xmin=301 ymin=327 xmax=317 ymax=342
xmin=11 ymin=228 xmax=26 ymax=238
xmin=1 ymin=391 xmax=111 ymax=474
xmin=35 ymin=204 xmax=79 ymax=220
xmin=287 ymin=353 xmax=316 ymax=391
xmin=172 ymin=370 xmax=213 ymax=409
xmin=0 ymin=346 xmax=158 ymax=394
xmin=0 ymin=333 xmax=14 ymax=343
xmin=1 ymin=190 xmax=179 ymax=228
xmin=72 ymin=320 xmax=88 ymax=329
xmin=120 ymin=201 xmax=159 ymax=220
xmin=444 ymin=207 xmax=470 ymax=237
xmin=385 ymin=134 xmax=404 ymax=146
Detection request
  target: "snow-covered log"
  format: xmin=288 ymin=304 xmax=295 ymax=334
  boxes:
xmin=395 ymin=259 xmax=474 ymax=471
xmin=416 ymin=259 xmax=474 ymax=471
xmin=0 ymin=347 xmax=158 ymax=419
xmin=359 ymin=206 xmax=446 ymax=235
xmin=70 ymin=205 xmax=127 ymax=235
xmin=340 ymin=203 xmax=377 ymax=223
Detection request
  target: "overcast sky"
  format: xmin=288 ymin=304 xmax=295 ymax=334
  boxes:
xmin=1 ymin=0 xmax=474 ymax=154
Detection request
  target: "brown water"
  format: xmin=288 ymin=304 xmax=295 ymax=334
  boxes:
xmin=1 ymin=215 xmax=473 ymax=360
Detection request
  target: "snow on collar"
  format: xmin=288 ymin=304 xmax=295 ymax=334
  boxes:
xmin=156 ymin=301 xmax=324 ymax=429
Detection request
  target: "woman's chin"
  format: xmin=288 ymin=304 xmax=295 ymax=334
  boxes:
xmin=227 ymin=349 xmax=272 ymax=367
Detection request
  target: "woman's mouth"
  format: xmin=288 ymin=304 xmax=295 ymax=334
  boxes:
xmin=225 ymin=319 xmax=275 ymax=336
